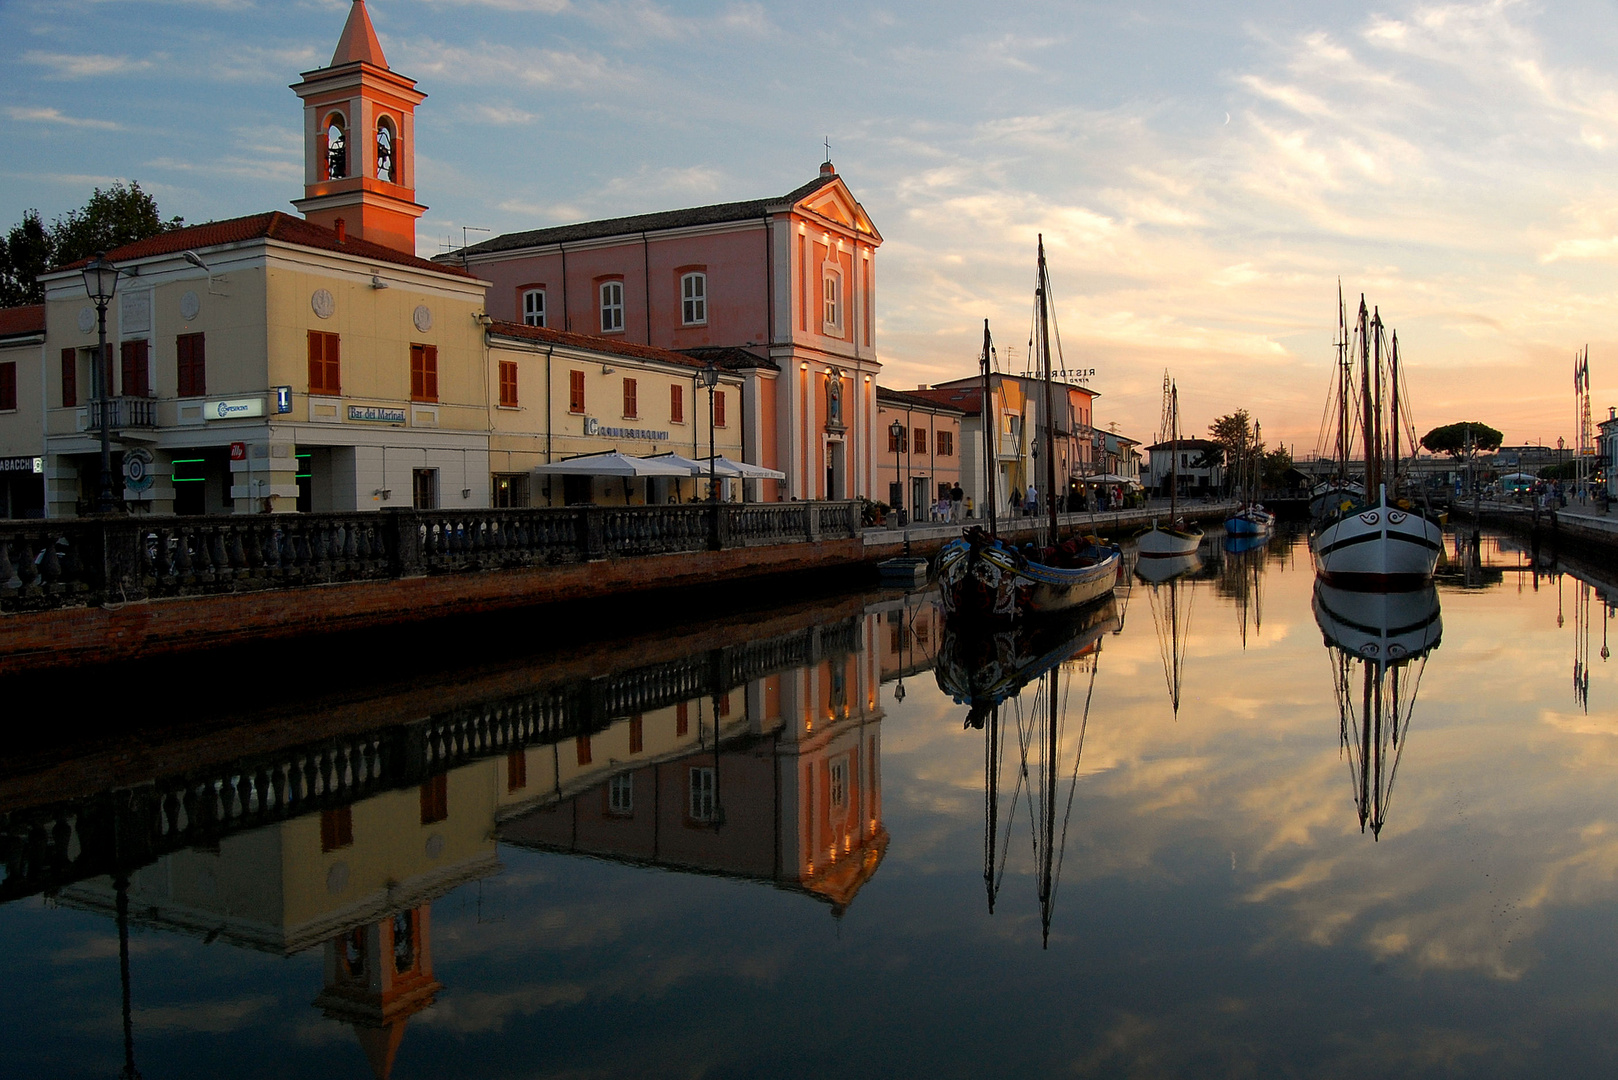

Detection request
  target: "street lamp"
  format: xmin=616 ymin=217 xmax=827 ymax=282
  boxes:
xmin=81 ymin=253 xmax=120 ymax=514
xmin=699 ymin=361 xmax=720 ymax=503
xmin=889 ymin=418 xmax=904 ymax=524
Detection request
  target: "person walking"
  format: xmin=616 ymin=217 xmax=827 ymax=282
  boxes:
xmin=1025 ymin=483 xmax=1038 ymax=518
xmin=950 ymin=482 xmax=964 ymax=523
xmin=1010 ymin=486 xmax=1023 ymax=518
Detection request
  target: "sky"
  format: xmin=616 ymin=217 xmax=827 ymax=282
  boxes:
xmin=2 ymin=0 xmax=1616 ymax=453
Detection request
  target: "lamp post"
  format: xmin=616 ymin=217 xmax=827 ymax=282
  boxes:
xmin=81 ymin=253 xmax=120 ymax=514
xmin=699 ymin=361 xmax=720 ymax=503
xmin=889 ymin=418 xmax=904 ymax=525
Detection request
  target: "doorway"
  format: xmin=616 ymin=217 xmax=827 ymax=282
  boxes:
xmin=826 ymin=440 xmax=845 ymax=500
xmin=412 ymin=468 xmax=438 ymax=510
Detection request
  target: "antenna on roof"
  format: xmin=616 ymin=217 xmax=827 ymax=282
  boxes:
xmin=460 ymin=225 xmax=490 ymax=268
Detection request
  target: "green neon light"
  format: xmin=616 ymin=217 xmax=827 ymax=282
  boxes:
xmin=295 ymin=473 xmax=311 ymax=479
xmin=171 ymin=478 xmax=206 ymax=483
xmin=171 ymin=458 xmax=205 ymax=464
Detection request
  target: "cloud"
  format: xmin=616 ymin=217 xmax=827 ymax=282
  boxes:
xmin=23 ymin=50 xmax=156 ymax=78
xmin=5 ymin=106 xmax=121 ymax=130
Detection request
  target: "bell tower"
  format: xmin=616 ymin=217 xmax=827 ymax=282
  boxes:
xmin=292 ymin=0 xmax=427 ymax=255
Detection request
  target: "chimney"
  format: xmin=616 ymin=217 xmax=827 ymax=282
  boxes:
xmin=917 ymin=384 xmax=929 ymax=391
xmin=334 ymin=217 xmax=347 ymax=243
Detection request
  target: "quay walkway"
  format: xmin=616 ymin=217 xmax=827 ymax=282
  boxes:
xmin=1449 ymin=498 xmax=1618 ymax=555
xmin=0 ymin=498 xmax=1237 ymax=674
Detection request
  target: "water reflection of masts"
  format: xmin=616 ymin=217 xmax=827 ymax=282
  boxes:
xmin=1139 ymin=555 xmax=1199 ymax=717
xmin=982 ymin=647 xmax=1099 ymax=947
xmin=1314 ymin=583 xmax=1441 ymax=839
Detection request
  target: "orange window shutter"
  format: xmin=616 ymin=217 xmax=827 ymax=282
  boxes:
xmin=570 ymin=370 xmax=585 ymax=412
xmin=426 ymin=345 xmax=438 ymax=401
xmin=61 ymin=348 xmax=76 ymax=407
xmin=715 ymin=390 xmax=725 ymax=426
xmin=671 ymin=384 xmax=683 ymax=423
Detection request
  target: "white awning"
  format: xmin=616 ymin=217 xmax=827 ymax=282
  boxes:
xmin=532 ymin=451 xmax=693 ymax=478
xmin=645 ymin=451 xmax=746 ymax=477
xmin=713 ymin=455 xmax=787 ymax=480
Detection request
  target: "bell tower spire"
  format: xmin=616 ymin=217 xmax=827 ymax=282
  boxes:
xmin=292 ymin=1 xmax=427 ymax=255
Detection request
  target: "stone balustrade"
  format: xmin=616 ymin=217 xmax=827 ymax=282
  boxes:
xmin=0 ymin=500 xmax=861 ymax=613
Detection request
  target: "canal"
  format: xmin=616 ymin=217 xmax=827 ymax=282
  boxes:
xmin=2 ymin=527 xmax=1615 ymax=1078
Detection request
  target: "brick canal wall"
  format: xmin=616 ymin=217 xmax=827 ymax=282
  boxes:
xmin=862 ymin=500 xmax=1240 ymax=558
xmin=1450 ymin=501 xmax=1618 ymax=559
xmin=0 ymin=535 xmax=864 ymax=676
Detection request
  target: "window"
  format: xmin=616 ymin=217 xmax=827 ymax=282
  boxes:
xmin=336 ymin=929 xmax=367 ymax=984
xmin=376 ymin=118 xmax=395 ymax=183
xmin=608 ymin=774 xmax=634 ymax=815
xmin=600 ymin=280 xmax=624 ymax=333
xmin=499 ymin=360 xmax=518 ymax=406
xmin=629 ymin=715 xmax=643 ymax=754
xmin=829 ymin=759 xmax=847 ymax=809
xmin=938 ymin=431 xmax=954 ymax=457
xmin=321 ymin=807 xmax=353 ymax=852
xmin=670 ymin=384 xmax=683 ymax=424
xmin=120 ymin=340 xmax=149 ymax=398
xmin=676 ymin=701 xmax=689 ymax=736
xmin=419 ymin=774 xmax=448 ymax=824
xmin=887 ymin=426 xmax=907 ymax=453
xmin=622 ymin=377 xmax=637 ymax=418
xmin=576 ymin=735 xmax=592 ymax=765
xmin=522 ymin=289 xmax=546 ymax=327
xmin=0 ymin=362 xmax=14 ymax=411
xmin=718 ymin=692 xmax=730 ymax=717
xmin=507 ymin=749 xmax=527 ymax=792
xmin=689 ymin=767 xmax=715 ymax=822
xmin=412 ymin=468 xmax=437 ymax=510
xmin=914 ymin=428 xmax=927 ymax=455
xmin=176 ymin=333 xmax=205 ymax=398
xmin=60 ymin=349 xmax=76 ymax=407
xmin=324 ymin=114 xmax=347 ymax=181
xmin=714 ymin=389 xmax=726 ymax=427
xmin=392 ymin=911 xmax=418 ymax=974
xmin=410 ymin=343 xmax=438 ymax=402
xmin=823 ymin=271 xmax=841 ymax=331
xmin=308 ymin=330 xmax=340 ymax=395
xmin=681 ymin=272 xmax=706 ymax=325
xmin=492 ymin=473 xmax=530 ymax=507
xmin=569 ymin=369 xmax=585 ymax=413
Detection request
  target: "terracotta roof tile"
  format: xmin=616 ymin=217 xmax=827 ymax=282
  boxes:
xmin=877 ymin=385 xmax=967 ymax=413
xmin=0 ymin=304 xmax=45 ymax=340
xmin=331 ymin=0 xmax=388 ymax=68
xmin=901 ymin=386 xmax=983 ymax=415
xmin=54 ymin=212 xmax=472 ymax=280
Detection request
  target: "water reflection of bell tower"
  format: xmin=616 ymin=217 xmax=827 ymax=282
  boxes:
xmin=291 ymin=0 xmax=428 ymax=255
xmin=314 ymin=905 xmax=443 ymax=1080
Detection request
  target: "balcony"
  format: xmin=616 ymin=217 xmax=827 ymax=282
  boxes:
xmin=86 ymin=396 xmax=157 ymax=430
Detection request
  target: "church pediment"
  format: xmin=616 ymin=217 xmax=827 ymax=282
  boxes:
xmin=795 ymin=179 xmax=882 ymax=242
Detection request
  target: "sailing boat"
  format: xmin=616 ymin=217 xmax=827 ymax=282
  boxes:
xmin=1314 ymin=581 xmax=1442 ymax=837
xmin=1311 ymin=295 xmax=1443 ymax=588
xmin=1137 ymin=381 xmax=1204 ymax=556
xmin=1224 ymin=420 xmax=1275 ymax=536
xmin=936 ymin=239 xmax=1121 ymax=621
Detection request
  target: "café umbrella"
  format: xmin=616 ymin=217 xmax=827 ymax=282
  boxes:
xmin=531 ymin=450 xmax=692 ymax=478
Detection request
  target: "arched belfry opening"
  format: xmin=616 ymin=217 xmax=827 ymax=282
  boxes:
xmin=292 ymin=0 xmax=427 ymax=254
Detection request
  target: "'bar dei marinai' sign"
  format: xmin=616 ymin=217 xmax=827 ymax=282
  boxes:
xmin=349 ymin=405 xmax=408 ymax=424
xmin=584 ymin=417 xmax=669 ymax=441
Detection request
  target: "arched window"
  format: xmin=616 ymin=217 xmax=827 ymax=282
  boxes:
xmin=600 ymin=280 xmax=624 ymax=333
xmin=375 ymin=118 xmax=395 ymax=183
xmin=325 ymin=114 xmax=347 ymax=181
xmin=680 ymin=272 xmax=706 ymax=325
xmin=522 ymin=288 xmax=546 ymax=327
xmin=822 ymin=269 xmax=842 ymax=333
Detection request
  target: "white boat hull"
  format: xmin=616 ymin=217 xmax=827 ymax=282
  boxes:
xmin=1311 ymin=489 xmax=1442 ymax=588
xmin=1137 ymin=521 xmax=1202 ymax=557
xmin=1312 ymin=581 xmax=1442 ymax=662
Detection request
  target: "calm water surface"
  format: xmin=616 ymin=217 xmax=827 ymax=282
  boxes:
xmin=4 ymin=529 xmax=1617 ymax=1078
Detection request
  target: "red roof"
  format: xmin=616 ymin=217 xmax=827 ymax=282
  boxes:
xmin=877 ymin=385 xmax=967 ymax=414
xmin=903 ymin=386 xmax=983 ymax=415
xmin=488 ymin=320 xmax=739 ymax=374
xmin=55 ymin=212 xmax=472 ymax=280
xmin=331 ymin=0 xmax=388 ymax=68
xmin=0 ymin=304 xmax=45 ymax=340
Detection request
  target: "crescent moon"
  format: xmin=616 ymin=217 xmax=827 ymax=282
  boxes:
xmin=1224 ymin=112 xmax=1231 ymax=124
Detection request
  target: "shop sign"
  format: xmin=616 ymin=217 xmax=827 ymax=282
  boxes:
xmin=206 ymin=397 xmax=266 ymax=420
xmin=0 ymin=456 xmax=42 ymax=474
xmin=348 ymin=405 xmax=407 ymax=424
xmin=274 ymin=386 xmax=292 ymax=414
xmin=584 ymin=417 xmax=669 ymax=441
xmin=230 ymin=442 xmax=247 ymax=461
xmin=123 ymin=447 xmax=155 ymax=493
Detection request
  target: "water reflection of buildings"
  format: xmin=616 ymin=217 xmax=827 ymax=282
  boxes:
xmin=1313 ymin=583 xmax=1443 ymax=839
xmin=4 ymin=599 xmax=895 ymax=1076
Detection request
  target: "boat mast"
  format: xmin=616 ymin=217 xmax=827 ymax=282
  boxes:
xmin=1372 ymin=308 xmax=1385 ymax=500
xmin=1359 ymin=297 xmax=1374 ymax=500
xmin=1338 ymin=285 xmax=1350 ymax=488
xmin=1391 ymin=331 xmax=1400 ymax=498
xmin=1037 ymin=236 xmax=1059 ymax=542
xmin=981 ymin=319 xmax=998 ymax=539
xmin=1040 ymin=662 xmax=1058 ymax=948
xmin=984 ymin=702 xmax=1000 ymax=913
xmin=1169 ymin=383 xmax=1180 ymax=522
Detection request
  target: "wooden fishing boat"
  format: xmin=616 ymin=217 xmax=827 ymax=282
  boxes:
xmin=1137 ymin=380 xmax=1203 ymax=557
xmin=937 ymin=239 xmax=1121 ymax=622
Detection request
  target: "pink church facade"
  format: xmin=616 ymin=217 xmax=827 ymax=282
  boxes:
xmin=447 ymin=168 xmax=884 ymax=501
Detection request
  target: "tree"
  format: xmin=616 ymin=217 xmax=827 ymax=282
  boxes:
xmin=1208 ymin=410 xmax=1265 ymax=495
xmin=1419 ymin=422 xmax=1503 ymax=461
xmin=0 ymin=182 xmax=182 ymax=306
xmin=1262 ymin=445 xmax=1294 ymax=490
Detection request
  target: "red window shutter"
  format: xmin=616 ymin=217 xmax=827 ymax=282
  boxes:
xmin=677 ymin=701 xmax=689 ymax=736
xmin=671 ymin=384 xmax=683 ymax=423
xmin=419 ymin=774 xmax=448 ymax=824
xmin=424 ymin=345 xmax=437 ymax=401
xmin=506 ymin=749 xmax=527 ymax=792
xmin=60 ymin=349 xmax=76 ymax=408
xmin=569 ymin=370 xmax=585 ymax=413
xmin=321 ymin=807 xmax=353 ymax=852
xmin=0 ymin=362 xmax=14 ymax=411
xmin=630 ymin=715 xmax=643 ymax=754
xmin=576 ymin=735 xmax=592 ymax=765
xmin=177 ymin=333 xmax=205 ymax=398
xmin=499 ymin=361 xmax=518 ymax=406
xmin=309 ymin=331 xmax=340 ymax=394
xmin=623 ymin=378 xmax=637 ymax=418
xmin=120 ymin=340 xmax=149 ymax=398
xmin=714 ymin=389 xmax=726 ymax=427
xmin=915 ymin=428 xmax=927 ymax=454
